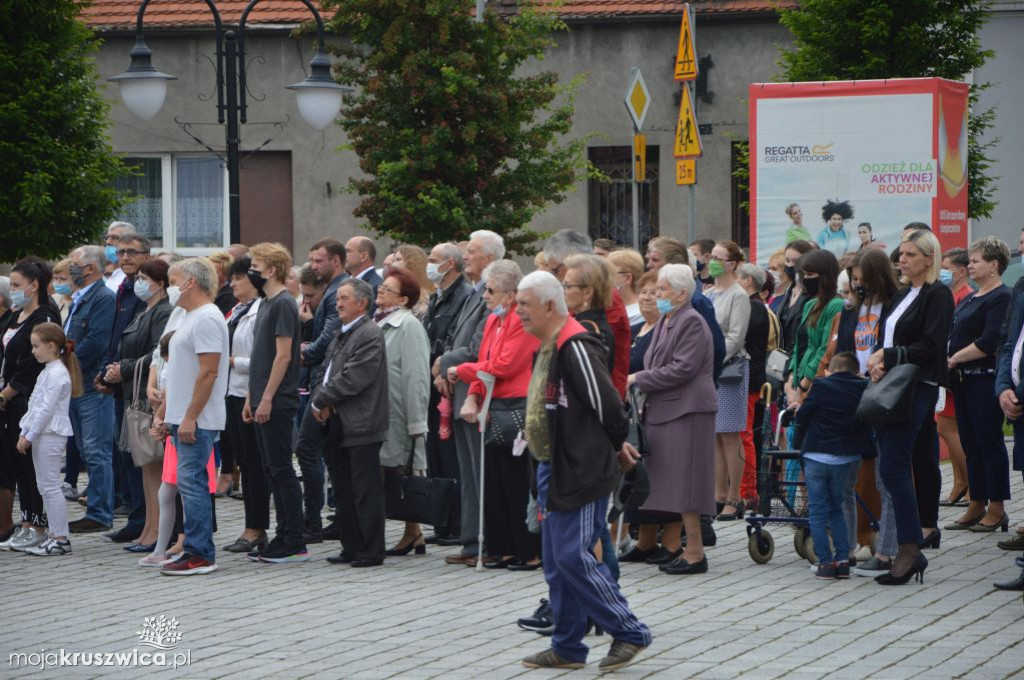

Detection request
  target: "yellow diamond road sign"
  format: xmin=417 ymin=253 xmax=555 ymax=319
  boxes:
xmin=624 ymin=69 xmax=652 ymax=131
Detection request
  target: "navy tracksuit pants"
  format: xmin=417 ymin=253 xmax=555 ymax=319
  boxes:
xmin=537 ymin=463 xmax=651 ymax=663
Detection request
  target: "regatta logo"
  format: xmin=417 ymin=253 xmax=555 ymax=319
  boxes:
xmin=763 ymin=142 xmax=836 ymax=163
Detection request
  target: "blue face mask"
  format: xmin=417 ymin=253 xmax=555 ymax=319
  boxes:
xmin=939 ymin=269 xmax=954 ymax=286
xmin=492 ymin=304 xmax=505 ymax=317
xmin=134 ymin=278 xmax=154 ymax=301
xmin=105 ymin=245 xmax=119 ymax=265
xmin=9 ymin=289 xmax=28 ymax=308
xmin=656 ymin=298 xmax=674 ymax=315
xmin=54 ymin=283 xmax=73 ymax=297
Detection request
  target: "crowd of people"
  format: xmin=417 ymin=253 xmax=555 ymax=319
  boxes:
xmin=1 ymin=216 xmax=1023 ymax=671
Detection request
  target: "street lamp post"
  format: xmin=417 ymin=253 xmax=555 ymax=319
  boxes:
xmin=108 ymin=0 xmax=351 ymax=245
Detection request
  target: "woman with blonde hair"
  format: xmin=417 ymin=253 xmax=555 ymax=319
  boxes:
xmin=563 ymin=254 xmax=616 ymax=369
xmin=392 ymin=244 xmax=433 ymax=321
xmin=207 ymin=251 xmax=236 ymax=315
xmin=607 ymin=249 xmax=645 ymax=325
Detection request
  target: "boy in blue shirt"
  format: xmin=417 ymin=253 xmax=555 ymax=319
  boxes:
xmin=795 ymin=352 xmax=876 ymax=579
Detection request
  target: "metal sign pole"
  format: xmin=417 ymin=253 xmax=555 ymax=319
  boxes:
xmin=688 ymin=81 xmax=696 ymax=245
xmin=632 ymin=124 xmax=641 ymax=250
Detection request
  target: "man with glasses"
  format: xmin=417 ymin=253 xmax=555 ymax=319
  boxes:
xmin=103 ymin=221 xmax=133 ymax=291
xmin=98 ymin=233 xmax=151 ymax=542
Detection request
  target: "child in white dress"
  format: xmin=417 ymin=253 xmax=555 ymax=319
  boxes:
xmin=16 ymin=323 xmax=81 ymax=556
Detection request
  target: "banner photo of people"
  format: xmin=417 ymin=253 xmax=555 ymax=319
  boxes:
xmin=748 ymin=78 xmax=969 ymax=265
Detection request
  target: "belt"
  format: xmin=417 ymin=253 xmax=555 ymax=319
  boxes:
xmin=960 ymin=368 xmax=995 ymax=377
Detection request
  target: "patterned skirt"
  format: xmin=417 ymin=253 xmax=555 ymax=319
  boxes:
xmin=715 ymin=358 xmax=749 ymax=433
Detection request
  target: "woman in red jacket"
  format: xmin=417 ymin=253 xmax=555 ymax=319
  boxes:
xmin=450 ymin=259 xmax=541 ymax=570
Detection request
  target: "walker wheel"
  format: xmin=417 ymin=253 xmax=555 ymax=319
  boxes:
xmin=748 ymin=530 xmax=774 ymax=564
xmin=804 ymin=534 xmax=818 ymax=565
xmin=794 ymin=527 xmax=808 ymax=559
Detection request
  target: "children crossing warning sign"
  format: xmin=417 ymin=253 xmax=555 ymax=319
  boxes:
xmin=674 ymin=84 xmax=702 ymax=158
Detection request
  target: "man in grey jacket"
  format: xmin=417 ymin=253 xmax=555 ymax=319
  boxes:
xmin=311 ymin=278 xmax=389 ymax=568
xmin=436 ymin=230 xmax=504 ymax=564
xmin=295 ymin=238 xmax=348 ymax=541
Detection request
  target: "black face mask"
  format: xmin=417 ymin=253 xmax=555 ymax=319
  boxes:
xmin=247 ymin=269 xmax=267 ymax=296
xmin=853 ymin=284 xmax=867 ymax=300
xmin=785 ymin=265 xmax=796 ymax=282
xmin=69 ymin=265 xmax=87 ymax=289
xmin=802 ymin=276 xmax=820 ymax=297
xmin=695 ymin=260 xmax=705 ymax=272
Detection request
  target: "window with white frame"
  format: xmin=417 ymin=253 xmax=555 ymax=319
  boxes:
xmin=114 ymin=155 xmax=229 ymax=253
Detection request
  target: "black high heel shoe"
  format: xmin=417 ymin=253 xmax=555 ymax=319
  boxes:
xmin=919 ymin=528 xmax=941 ymax=549
xmin=970 ymin=514 xmax=1010 ymax=533
xmin=386 ymin=534 xmax=426 ymax=556
xmin=938 ymin=487 xmax=968 ymax=507
xmin=875 ymin=552 xmax=928 ymax=586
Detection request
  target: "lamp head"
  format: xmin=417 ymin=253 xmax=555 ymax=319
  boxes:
xmin=287 ymin=48 xmax=351 ymax=130
xmin=108 ymin=36 xmax=176 ymax=121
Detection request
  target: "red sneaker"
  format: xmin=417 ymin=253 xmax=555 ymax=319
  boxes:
xmin=160 ymin=552 xmax=218 ymax=576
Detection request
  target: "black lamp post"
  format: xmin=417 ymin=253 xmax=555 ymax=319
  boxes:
xmin=108 ymin=0 xmax=351 ymax=245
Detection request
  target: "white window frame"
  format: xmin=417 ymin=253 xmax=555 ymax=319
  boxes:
xmin=119 ymin=153 xmax=230 ymax=256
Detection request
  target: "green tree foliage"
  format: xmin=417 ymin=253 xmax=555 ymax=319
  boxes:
xmin=323 ymin=0 xmax=587 ymax=252
xmin=777 ymin=0 xmax=997 ymax=219
xmin=0 ymin=0 xmax=129 ymax=259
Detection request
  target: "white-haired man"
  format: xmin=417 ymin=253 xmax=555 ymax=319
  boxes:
xmin=516 ymin=271 xmax=651 ymax=673
xmin=104 ymin=221 xmax=133 ymax=291
xmin=154 ymin=258 xmax=229 ymax=575
xmin=436 ymin=229 xmax=504 ymax=563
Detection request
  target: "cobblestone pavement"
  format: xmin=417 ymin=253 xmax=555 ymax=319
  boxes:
xmin=2 ymin=463 xmax=1023 ymax=679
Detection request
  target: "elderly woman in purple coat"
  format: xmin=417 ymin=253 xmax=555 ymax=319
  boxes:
xmin=627 ymin=263 xmax=717 ymax=576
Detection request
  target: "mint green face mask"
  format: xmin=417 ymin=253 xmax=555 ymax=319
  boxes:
xmin=708 ymin=259 xmax=726 ymax=278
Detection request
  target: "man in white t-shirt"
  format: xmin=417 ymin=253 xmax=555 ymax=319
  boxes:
xmin=153 ymin=257 xmax=229 ymax=576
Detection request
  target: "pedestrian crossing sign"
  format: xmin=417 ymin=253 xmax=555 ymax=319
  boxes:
xmin=674 ymin=5 xmax=698 ymax=81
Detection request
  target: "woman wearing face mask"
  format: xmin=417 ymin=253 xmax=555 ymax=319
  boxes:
xmin=51 ymin=259 xmax=75 ymax=323
xmin=0 ymin=260 xmax=61 ymax=551
xmin=777 ymin=240 xmax=816 ymax=355
xmin=101 ymin=260 xmax=172 ymax=555
xmin=786 ymin=250 xmax=843 ymax=409
xmin=704 ymin=241 xmax=751 ymax=522
xmin=452 ymin=260 xmax=541 ymax=570
xmin=607 ymin=249 xmax=645 ymax=326
xmin=936 ymin=248 xmax=972 ymax=506
xmin=628 ymin=263 xmax=717 ymax=574
xmin=945 ymin=237 xmax=1012 ymax=534
xmin=767 ymin=249 xmax=789 ymax=314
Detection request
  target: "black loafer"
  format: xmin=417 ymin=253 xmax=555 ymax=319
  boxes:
xmin=223 ymin=536 xmax=268 ymax=553
xmin=326 ymin=552 xmax=353 ymax=564
xmin=435 ymin=536 xmax=463 ymax=547
xmin=322 ymin=523 xmax=340 ymax=541
xmin=646 ymin=547 xmax=682 ymax=565
xmin=506 ymin=561 xmax=542 ymax=571
xmin=619 ymin=545 xmax=658 ymax=563
xmin=483 ymin=557 xmax=516 ymax=569
xmin=661 ymin=555 xmax=708 ymax=575
xmin=351 ymin=557 xmax=384 ymax=568
xmin=302 ymin=528 xmax=324 ymax=544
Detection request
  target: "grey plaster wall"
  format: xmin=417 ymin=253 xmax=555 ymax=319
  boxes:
xmin=974 ymin=9 xmax=1024 ymax=248
xmin=94 ymin=18 xmax=790 ymax=256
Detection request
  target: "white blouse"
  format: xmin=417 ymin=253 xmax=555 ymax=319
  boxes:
xmin=19 ymin=360 xmax=74 ymax=442
xmin=228 ymin=298 xmax=261 ymax=398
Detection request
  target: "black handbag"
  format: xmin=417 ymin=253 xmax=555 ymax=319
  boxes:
xmin=855 ymin=348 xmax=920 ymax=425
xmin=719 ymin=356 xmax=745 ymax=384
xmin=484 ymin=397 xmax=526 ymax=447
xmin=383 ymin=438 xmax=458 ymax=527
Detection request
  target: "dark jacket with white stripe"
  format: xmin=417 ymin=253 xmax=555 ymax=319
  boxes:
xmin=541 ymin=316 xmax=630 ymax=512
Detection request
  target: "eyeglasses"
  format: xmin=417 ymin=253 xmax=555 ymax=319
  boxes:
xmin=116 ymin=248 xmax=145 ymax=257
xmin=378 ymin=285 xmax=400 ymax=296
xmin=562 ymin=283 xmax=585 ymax=290
xmin=485 ymin=287 xmax=506 ymax=295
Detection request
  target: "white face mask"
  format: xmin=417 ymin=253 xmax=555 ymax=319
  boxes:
xmin=426 ymin=261 xmax=447 ymax=285
xmin=167 ymin=286 xmax=181 ymax=307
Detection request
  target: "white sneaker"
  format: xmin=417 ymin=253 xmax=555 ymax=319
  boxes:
xmin=0 ymin=527 xmax=31 ymax=551
xmin=139 ymin=553 xmax=166 ymax=568
xmin=9 ymin=528 xmax=47 ymax=552
xmin=853 ymin=544 xmax=872 ymax=561
xmin=25 ymin=537 xmax=71 ymax=556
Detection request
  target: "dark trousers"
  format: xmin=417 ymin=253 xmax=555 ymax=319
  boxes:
xmin=483 ymin=444 xmax=539 ymax=561
xmin=219 ymin=421 xmax=236 ymax=474
xmin=1 ymin=400 xmax=45 ymax=525
xmin=225 ymin=396 xmax=270 ymax=530
xmin=254 ymin=407 xmax=302 ymax=544
xmin=294 ymin=403 xmax=327 ymax=529
xmin=425 ymin=389 xmax=460 ymax=536
xmin=64 ymin=435 xmax=82 ymax=488
xmin=877 ymin=384 xmax=939 ymax=545
xmin=329 ymin=441 xmax=385 ymax=560
xmin=954 ymin=376 xmax=1011 ymax=503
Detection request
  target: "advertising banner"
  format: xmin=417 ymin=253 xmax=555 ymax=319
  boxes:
xmin=748 ymin=78 xmax=969 ymax=264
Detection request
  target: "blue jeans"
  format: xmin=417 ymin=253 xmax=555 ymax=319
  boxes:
xmin=70 ymin=391 xmax=115 ymax=527
xmin=171 ymin=425 xmax=217 ymax=563
xmin=804 ymin=458 xmax=857 ymax=565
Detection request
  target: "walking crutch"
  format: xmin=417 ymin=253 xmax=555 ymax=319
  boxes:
xmin=475 ymin=370 xmax=496 ymax=572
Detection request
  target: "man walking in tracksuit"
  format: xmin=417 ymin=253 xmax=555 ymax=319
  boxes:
xmin=515 ymin=270 xmax=651 ymax=673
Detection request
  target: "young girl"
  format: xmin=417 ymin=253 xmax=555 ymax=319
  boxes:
xmin=17 ymin=323 xmax=81 ymax=556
